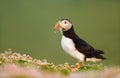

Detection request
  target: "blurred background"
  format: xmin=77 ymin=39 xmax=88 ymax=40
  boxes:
xmin=0 ymin=0 xmax=120 ymax=65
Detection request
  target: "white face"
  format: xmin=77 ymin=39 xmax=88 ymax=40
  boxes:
xmin=59 ymin=19 xmax=72 ymax=31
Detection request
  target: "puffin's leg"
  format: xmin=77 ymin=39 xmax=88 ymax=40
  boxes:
xmin=68 ymin=62 xmax=82 ymax=72
xmin=75 ymin=61 xmax=82 ymax=69
xmin=76 ymin=57 xmax=86 ymax=69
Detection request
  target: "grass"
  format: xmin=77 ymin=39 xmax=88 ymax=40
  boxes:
xmin=0 ymin=49 xmax=120 ymax=78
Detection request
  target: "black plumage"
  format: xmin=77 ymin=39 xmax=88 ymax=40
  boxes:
xmin=63 ymin=25 xmax=106 ymax=61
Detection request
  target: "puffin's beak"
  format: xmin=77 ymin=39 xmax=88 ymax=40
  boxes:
xmin=54 ymin=22 xmax=59 ymax=31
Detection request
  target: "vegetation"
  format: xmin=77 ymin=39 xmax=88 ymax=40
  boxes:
xmin=0 ymin=49 xmax=120 ymax=78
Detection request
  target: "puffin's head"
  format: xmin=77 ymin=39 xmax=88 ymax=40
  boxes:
xmin=54 ymin=19 xmax=72 ymax=32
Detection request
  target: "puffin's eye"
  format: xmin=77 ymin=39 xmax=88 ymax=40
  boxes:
xmin=64 ymin=21 xmax=67 ymax=24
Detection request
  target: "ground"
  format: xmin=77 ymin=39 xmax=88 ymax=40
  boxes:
xmin=0 ymin=49 xmax=120 ymax=78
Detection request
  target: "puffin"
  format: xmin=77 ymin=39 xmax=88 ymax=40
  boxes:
xmin=54 ymin=19 xmax=105 ymax=68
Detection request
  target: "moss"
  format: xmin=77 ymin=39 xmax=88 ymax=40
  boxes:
xmin=61 ymin=69 xmax=70 ymax=75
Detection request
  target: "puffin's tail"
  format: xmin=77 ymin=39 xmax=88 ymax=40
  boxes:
xmin=86 ymin=49 xmax=106 ymax=62
xmin=94 ymin=49 xmax=106 ymax=60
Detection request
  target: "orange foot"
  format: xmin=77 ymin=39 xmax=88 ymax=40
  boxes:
xmin=68 ymin=62 xmax=82 ymax=72
xmin=75 ymin=62 xmax=82 ymax=69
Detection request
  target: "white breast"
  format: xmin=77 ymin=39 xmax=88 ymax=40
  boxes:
xmin=61 ymin=35 xmax=85 ymax=62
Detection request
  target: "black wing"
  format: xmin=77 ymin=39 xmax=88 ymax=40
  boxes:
xmin=73 ymin=36 xmax=94 ymax=53
xmin=72 ymin=36 xmax=105 ymax=59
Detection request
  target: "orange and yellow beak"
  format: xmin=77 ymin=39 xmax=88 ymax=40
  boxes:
xmin=54 ymin=22 xmax=59 ymax=31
